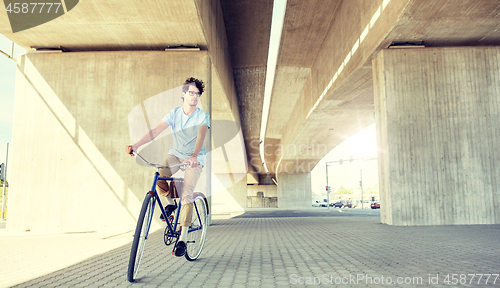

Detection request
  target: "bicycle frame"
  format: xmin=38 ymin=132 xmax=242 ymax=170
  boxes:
xmin=144 ymin=171 xmax=204 ymax=241
xmin=132 ymin=152 xmax=205 ymax=237
xmin=128 ymin=152 xmax=208 ymax=282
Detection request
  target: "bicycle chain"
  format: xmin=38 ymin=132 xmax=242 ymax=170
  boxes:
xmin=163 ymin=216 xmax=178 ymax=246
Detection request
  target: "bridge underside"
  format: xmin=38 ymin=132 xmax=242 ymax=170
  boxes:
xmin=1 ymin=0 xmax=500 ymax=229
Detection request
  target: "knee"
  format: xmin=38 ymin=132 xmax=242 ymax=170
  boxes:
xmin=182 ymin=195 xmax=194 ymax=204
xmin=159 ymin=169 xmax=173 ymax=178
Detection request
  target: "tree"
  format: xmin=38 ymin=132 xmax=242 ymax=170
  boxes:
xmin=336 ymin=185 xmax=353 ymax=194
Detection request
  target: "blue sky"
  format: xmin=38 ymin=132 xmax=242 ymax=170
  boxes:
xmin=0 ymin=35 xmax=25 ymax=167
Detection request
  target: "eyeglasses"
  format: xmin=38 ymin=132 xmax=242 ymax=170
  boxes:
xmin=186 ymin=91 xmax=201 ymax=97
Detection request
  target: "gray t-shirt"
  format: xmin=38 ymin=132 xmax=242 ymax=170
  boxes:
xmin=162 ymin=107 xmax=210 ymax=166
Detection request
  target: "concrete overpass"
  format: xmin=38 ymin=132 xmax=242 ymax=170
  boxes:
xmin=1 ymin=0 xmax=499 ymax=231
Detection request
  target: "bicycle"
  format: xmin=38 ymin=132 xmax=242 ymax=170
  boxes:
xmin=127 ymin=152 xmax=209 ymax=283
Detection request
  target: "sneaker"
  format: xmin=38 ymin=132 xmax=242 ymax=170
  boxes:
xmin=159 ymin=204 xmax=177 ymax=221
xmin=174 ymin=241 xmax=186 ymax=257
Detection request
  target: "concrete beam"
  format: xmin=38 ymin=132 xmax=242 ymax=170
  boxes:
xmin=267 ymin=0 xmax=413 ymax=174
xmin=266 ymin=0 xmax=500 ymax=175
xmin=220 ymin=0 xmax=272 ymax=176
xmin=0 ymin=1 xmax=207 ymax=51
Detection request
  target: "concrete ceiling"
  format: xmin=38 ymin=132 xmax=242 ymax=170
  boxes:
xmin=2 ymin=0 xmax=500 ymax=180
xmin=220 ymin=0 xmax=273 ymax=175
xmin=221 ymin=0 xmax=500 ymax=177
xmin=0 ymin=1 xmax=208 ymax=51
xmin=388 ymin=0 xmax=500 ymax=47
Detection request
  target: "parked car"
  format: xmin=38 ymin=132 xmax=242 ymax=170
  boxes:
xmin=343 ymin=200 xmax=353 ymax=208
xmin=351 ymin=200 xmax=359 ymax=208
xmin=371 ymin=201 xmax=380 ymax=209
xmin=332 ymin=201 xmax=344 ymax=208
xmin=312 ymin=198 xmax=328 ymax=207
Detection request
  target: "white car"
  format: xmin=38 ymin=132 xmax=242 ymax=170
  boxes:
xmin=312 ymin=198 xmax=328 ymax=207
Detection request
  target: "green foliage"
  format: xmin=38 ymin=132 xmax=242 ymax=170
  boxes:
xmin=364 ymin=183 xmax=379 ymax=194
xmin=0 ymin=186 xmax=8 ymax=204
xmin=336 ymin=185 xmax=353 ymax=194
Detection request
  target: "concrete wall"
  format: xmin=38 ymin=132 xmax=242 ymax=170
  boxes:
xmin=277 ymin=173 xmax=312 ymax=209
xmin=374 ymin=47 xmax=500 ymax=226
xmin=247 ymin=194 xmax=278 ymax=208
xmin=210 ymin=118 xmax=247 ymax=214
xmin=7 ymin=51 xmax=211 ymax=232
xmin=211 ymin=173 xmax=247 ymax=213
xmin=247 ymin=185 xmax=277 ymax=208
xmin=247 ymin=185 xmax=277 ymax=197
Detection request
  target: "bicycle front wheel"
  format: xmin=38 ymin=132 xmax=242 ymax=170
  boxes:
xmin=185 ymin=194 xmax=208 ymax=261
xmin=127 ymin=193 xmax=155 ymax=282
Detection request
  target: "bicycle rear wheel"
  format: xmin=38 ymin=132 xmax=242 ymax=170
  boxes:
xmin=127 ymin=193 xmax=155 ymax=282
xmin=185 ymin=194 xmax=208 ymax=261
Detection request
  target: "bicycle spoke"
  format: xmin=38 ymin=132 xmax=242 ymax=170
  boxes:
xmin=185 ymin=195 xmax=208 ymax=261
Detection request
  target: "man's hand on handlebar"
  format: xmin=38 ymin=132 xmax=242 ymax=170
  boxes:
xmin=184 ymin=155 xmax=200 ymax=168
xmin=126 ymin=145 xmax=136 ymax=156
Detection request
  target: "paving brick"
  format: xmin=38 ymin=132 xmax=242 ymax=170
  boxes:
xmin=3 ymin=211 xmax=500 ymax=288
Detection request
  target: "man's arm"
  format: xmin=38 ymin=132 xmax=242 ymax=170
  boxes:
xmin=186 ymin=125 xmax=209 ymax=167
xmin=126 ymin=121 xmax=169 ymax=156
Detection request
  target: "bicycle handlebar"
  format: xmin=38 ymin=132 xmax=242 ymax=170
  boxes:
xmin=133 ymin=151 xmax=187 ymax=170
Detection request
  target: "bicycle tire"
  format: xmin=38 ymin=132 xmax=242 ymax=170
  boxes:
xmin=127 ymin=193 xmax=154 ymax=282
xmin=184 ymin=194 xmax=208 ymax=261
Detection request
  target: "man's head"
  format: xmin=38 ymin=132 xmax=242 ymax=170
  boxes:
xmin=181 ymin=77 xmax=205 ymax=104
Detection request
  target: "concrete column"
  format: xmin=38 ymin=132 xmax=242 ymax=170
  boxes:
xmin=211 ymin=173 xmax=247 ymax=213
xmin=277 ymin=173 xmax=312 ymax=209
xmin=373 ymin=47 xmax=500 ymax=226
xmin=210 ymin=118 xmax=248 ymax=214
xmin=8 ymin=51 xmax=211 ymax=232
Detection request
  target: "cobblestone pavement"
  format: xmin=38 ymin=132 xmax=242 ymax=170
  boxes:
xmin=9 ymin=209 xmax=500 ymax=287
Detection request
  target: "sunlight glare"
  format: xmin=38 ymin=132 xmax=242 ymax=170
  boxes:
xmin=350 ymin=127 xmax=378 ymax=159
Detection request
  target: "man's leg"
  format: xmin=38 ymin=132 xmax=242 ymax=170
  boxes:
xmin=158 ymin=155 xmax=181 ymax=197
xmin=179 ymin=165 xmax=203 ymax=226
xmin=158 ymin=155 xmax=181 ymax=220
xmin=176 ymin=164 xmax=203 ymax=256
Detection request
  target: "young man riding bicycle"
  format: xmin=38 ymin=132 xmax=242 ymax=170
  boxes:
xmin=126 ymin=77 xmax=210 ymax=257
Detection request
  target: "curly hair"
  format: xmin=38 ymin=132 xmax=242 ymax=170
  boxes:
xmin=182 ymin=77 xmax=205 ymax=96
